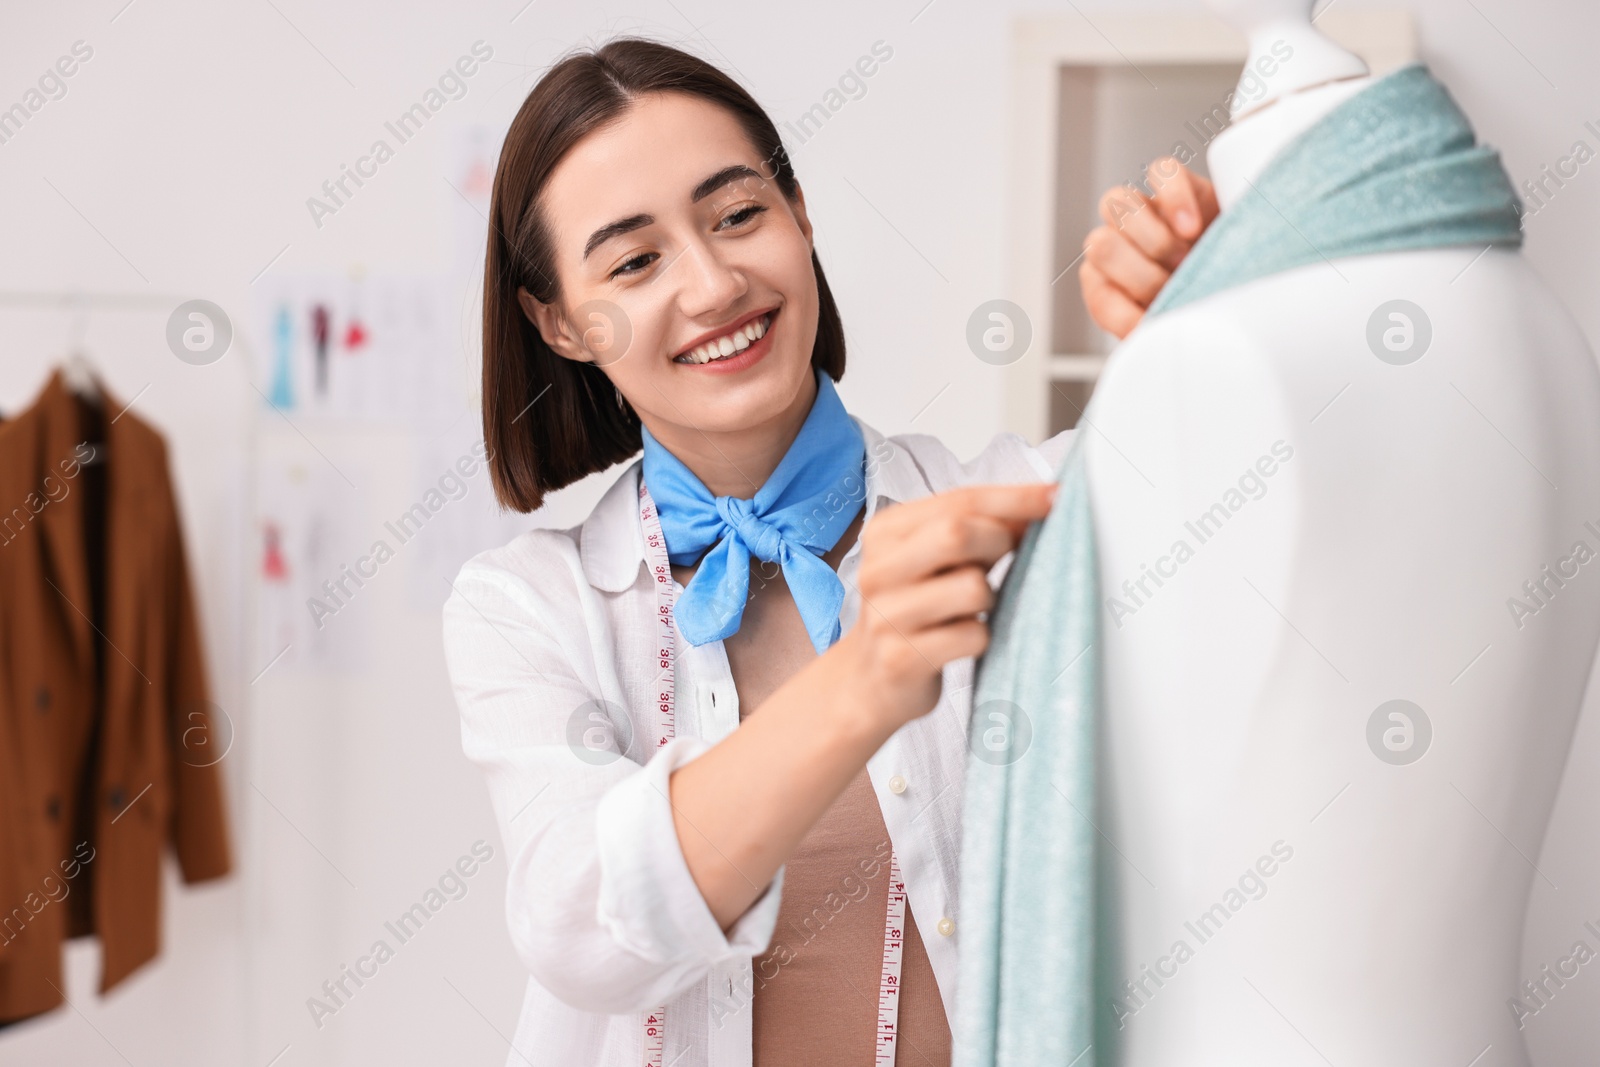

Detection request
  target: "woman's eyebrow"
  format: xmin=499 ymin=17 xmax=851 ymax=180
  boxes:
xmin=583 ymin=213 xmax=653 ymax=260
xmin=581 ymin=165 xmax=762 ymax=260
xmin=691 ymin=164 xmax=761 ymax=203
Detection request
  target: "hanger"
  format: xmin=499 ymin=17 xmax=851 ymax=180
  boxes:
xmin=59 ymin=296 xmax=106 ymax=466
xmin=60 ymin=297 xmax=101 ymax=402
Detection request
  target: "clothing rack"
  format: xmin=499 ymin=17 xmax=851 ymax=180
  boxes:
xmin=0 ymin=289 xmax=257 ymax=347
xmin=0 ymin=290 xmax=193 ymax=308
xmin=0 ymin=290 xmax=252 ymax=455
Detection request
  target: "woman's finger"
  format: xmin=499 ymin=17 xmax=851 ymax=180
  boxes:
xmin=933 ymin=482 xmax=1058 ymax=524
xmin=860 ymin=484 xmax=1055 ymax=589
xmin=1080 ymin=258 xmax=1152 ymax=340
xmin=907 ymin=617 xmax=990 ymax=671
xmin=862 ymin=513 xmax=1016 ymax=592
xmin=1145 ymin=158 xmax=1219 ymax=242
xmin=869 ymin=482 xmax=1055 ymax=539
xmin=862 ymin=564 xmax=995 ymax=635
xmin=1083 ymin=226 xmax=1170 ymax=307
xmin=1098 ymin=185 xmax=1189 ymax=271
xmin=1097 ymin=184 xmax=1150 ymax=232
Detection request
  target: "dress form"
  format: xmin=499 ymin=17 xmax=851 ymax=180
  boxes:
xmin=1207 ymin=78 xmax=1369 ymax=209
xmin=1212 ymin=0 xmax=1368 ymax=118
xmin=1082 ymin=2 xmax=1600 ymax=1062
xmin=1207 ymin=0 xmax=1371 ymax=208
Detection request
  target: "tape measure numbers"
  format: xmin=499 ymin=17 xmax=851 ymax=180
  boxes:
xmin=637 ymin=479 xmax=908 ymax=1065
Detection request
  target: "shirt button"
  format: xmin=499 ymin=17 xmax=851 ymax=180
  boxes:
xmin=888 ymin=775 xmax=907 ymax=795
xmin=936 ymin=917 xmax=955 ymax=937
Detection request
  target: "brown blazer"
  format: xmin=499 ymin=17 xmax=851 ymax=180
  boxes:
xmin=0 ymin=370 xmax=231 ymax=1022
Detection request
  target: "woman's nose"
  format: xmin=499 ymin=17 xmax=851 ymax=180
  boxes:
xmin=673 ymin=238 xmax=747 ymax=318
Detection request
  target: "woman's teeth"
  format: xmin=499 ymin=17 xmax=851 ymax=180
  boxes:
xmin=675 ymin=313 xmax=770 ymax=364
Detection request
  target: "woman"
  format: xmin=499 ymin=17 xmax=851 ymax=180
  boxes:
xmin=442 ymin=38 xmax=1214 ymax=1067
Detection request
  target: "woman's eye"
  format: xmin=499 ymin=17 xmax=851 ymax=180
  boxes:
xmin=610 ymin=252 xmax=658 ymax=279
xmin=717 ymin=204 xmax=767 ymax=230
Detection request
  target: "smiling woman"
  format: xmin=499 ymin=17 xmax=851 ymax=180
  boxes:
xmin=481 ymin=49 xmax=846 ymax=509
xmin=442 ymin=36 xmax=1201 ymax=1067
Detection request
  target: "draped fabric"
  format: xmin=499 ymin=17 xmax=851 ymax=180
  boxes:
xmin=952 ymin=63 xmax=1524 ymax=1067
xmin=1149 ymin=64 xmax=1524 ymax=317
xmin=951 ymin=437 xmax=1099 ymax=1066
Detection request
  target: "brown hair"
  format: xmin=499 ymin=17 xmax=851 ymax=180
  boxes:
xmin=483 ymin=37 xmax=848 ymax=512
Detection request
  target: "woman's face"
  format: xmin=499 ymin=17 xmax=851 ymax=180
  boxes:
xmin=527 ymin=92 xmax=821 ymax=442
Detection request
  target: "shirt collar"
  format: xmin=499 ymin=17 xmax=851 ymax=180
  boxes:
xmin=578 ymin=419 xmax=934 ymax=594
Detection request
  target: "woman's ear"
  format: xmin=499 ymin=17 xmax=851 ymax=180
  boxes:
xmin=517 ymin=287 xmax=590 ymax=364
xmin=791 ymin=182 xmax=814 ymax=249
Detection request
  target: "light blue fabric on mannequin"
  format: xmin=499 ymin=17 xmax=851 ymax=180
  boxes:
xmin=640 ymin=370 xmax=865 ymax=655
xmin=954 ymin=434 xmax=1100 ymax=1066
xmin=951 ymin=63 xmax=1523 ymax=1067
xmin=1150 ymin=63 xmax=1523 ymax=316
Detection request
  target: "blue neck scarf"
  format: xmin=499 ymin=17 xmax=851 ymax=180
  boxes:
xmin=640 ymin=371 xmax=865 ymax=655
xmin=954 ymin=64 xmax=1523 ymax=1067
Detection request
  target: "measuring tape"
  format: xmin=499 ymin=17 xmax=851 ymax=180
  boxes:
xmin=640 ymin=479 xmax=678 ymax=756
xmin=639 ymin=480 xmax=676 ymax=1067
xmin=637 ymin=478 xmax=908 ymax=1066
xmin=875 ymin=852 xmax=908 ymax=1066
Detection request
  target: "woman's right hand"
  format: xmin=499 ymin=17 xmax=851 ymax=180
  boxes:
xmin=830 ymin=482 xmax=1058 ymax=735
xmin=665 ymin=480 xmax=1056 ymax=934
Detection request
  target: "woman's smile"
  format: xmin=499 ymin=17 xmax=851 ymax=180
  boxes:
xmin=672 ymin=307 xmax=778 ymax=372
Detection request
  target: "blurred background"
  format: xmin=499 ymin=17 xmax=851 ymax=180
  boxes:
xmin=1 ymin=0 xmax=1598 ymax=1063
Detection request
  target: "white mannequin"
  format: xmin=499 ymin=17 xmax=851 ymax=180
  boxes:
xmin=1083 ymin=2 xmax=1600 ymax=1062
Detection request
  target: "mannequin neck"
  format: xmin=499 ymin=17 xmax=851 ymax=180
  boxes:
xmin=1207 ymin=74 xmax=1374 ymax=209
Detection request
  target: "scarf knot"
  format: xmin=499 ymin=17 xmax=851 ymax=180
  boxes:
xmin=717 ymin=497 xmax=788 ymax=564
xmin=640 ymin=372 xmax=865 ymax=654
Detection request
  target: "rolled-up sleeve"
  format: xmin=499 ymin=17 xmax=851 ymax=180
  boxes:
xmin=596 ymin=736 xmax=786 ymax=966
xmin=443 ymin=559 xmax=783 ymax=1015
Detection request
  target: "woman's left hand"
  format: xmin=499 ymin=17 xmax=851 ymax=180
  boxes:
xmin=1079 ymin=157 xmax=1220 ymax=339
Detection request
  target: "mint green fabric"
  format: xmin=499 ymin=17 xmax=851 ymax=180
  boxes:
xmin=952 ymin=64 xmax=1523 ymax=1067
xmin=951 ymin=435 xmax=1099 ymax=1066
xmin=1150 ymin=63 xmax=1523 ymax=316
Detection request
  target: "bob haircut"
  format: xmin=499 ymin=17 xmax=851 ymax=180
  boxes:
xmin=483 ymin=37 xmax=849 ymax=512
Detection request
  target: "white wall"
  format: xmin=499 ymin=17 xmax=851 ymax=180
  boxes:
xmin=1 ymin=0 xmax=1596 ymax=1063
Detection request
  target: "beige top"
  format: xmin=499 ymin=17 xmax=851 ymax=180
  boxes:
xmin=747 ymin=750 xmax=952 ymax=1067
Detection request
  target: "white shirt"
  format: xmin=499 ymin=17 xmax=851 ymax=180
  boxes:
xmin=442 ymin=419 xmax=1072 ymax=1067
